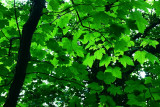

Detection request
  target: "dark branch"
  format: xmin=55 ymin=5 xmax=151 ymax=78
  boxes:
xmin=4 ymin=0 xmax=45 ymax=106
xmin=0 ymin=30 xmax=9 ymax=40
xmin=14 ymin=0 xmax=22 ymax=38
xmin=8 ymin=37 xmax=20 ymax=56
xmin=133 ymin=19 xmax=160 ymax=39
xmin=26 ymin=72 xmax=85 ymax=87
xmin=0 ymin=80 xmax=13 ymax=88
xmin=71 ymin=0 xmax=112 ymax=45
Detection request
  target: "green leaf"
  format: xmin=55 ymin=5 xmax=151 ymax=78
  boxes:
xmin=107 ymin=84 xmax=123 ymax=96
xmin=99 ymin=54 xmax=111 ymax=67
xmin=144 ymin=77 xmax=152 ymax=84
xmin=140 ymin=38 xmax=159 ymax=48
xmin=57 ymin=14 xmax=72 ymax=28
xmin=146 ymin=52 xmax=159 ymax=64
xmin=83 ymin=53 xmax=95 ymax=67
xmin=99 ymin=95 xmax=107 ymax=103
xmin=47 ymin=0 xmax=60 ymax=11
xmin=94 ymin=48 xmax=105 ymax=60
xmin=96 ymin=71 xmax=105 ymax=80
xmin=93 ymin=11 xmax=109 ymax=24
xmin=0 ymin=19 xmax=9 ymax=29
xmin=114 ymin=39 xmax=128 ymax=52
xmin=71 ymin=62 xmax=88 ymax=80
xmin=125 ymin=80 xmax=146 ymax=93
xmin=153 ymin=1 xmax=160 ymax=15
xmin=105 ymin=66 xmax=122 ymax=79
xmin=132 ymin=0 xmax=151 ymax=12
xmin=0 ymin=64 xmax=9 ymax=75
xmin=149 ymin=40 xmax=159 ymax=48
xmin=119 ymin=55 xmax=134 ymax=67
xmin=69 ymin=96 xmax=81 ymax=107
xmin=46 ymin=39 xmax=60 ymax=52
xmin=0 ymin=48 xmax=7 ymax=56
xmin=130 ymin=11 xmax=148 ymax=33
xmin=127 ymin=94 xmax=146 ymax=106
xmin=104 ymin=72 xmax=116 ymax=84
xmin=99 ymin=95 xmax=116 ymax=107
xmin=134 ymin=51 xmax=147 ymax=64
xmin=62 ymin=38 xmax=73 ymax=53
xmin=0 ymin=77 xmax=2 ymax=83
xmin=88 ymin=82 xmax=103 ymax=92
xmin=72 ymin=40 xmax=85 ymax=57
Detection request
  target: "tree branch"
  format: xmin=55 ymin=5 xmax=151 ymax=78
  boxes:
xmin=133 ymin=19 xmax=160 ymax=39
xmin=0 ymin=30 xmax=9 ymax=40
xmin=0 ymin=79 xmax=13 ymax=88
xmin=26 ymin=72 xmax=85 ymax=87
xmin=4 ymin=0 xmax=45 ymax=106
xmin=14 ymin=0 xmax=22 ymax=38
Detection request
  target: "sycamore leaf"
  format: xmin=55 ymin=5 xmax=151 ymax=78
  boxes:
xmin=114 ymin=39 xmax=128 ymax=52
xmin=146 ymin=52 xmax=159 ymax=64
xmin=94 ymin=48 xmax=105 ymax=60
xmin=144 ymin=77 xmax=152 ymax=84
xmin=149 ymin=40 xmax=159 ymax=48
xmin=99 ymin=95 xmax=107 ymax=103
xmin=130 ymin=11 xmax=148 ymax=33
xmin=140 ymin=39 xmax=159 ymax=48
xmin=0 ymin=77 xmax=2 ymax=83
xmin=57 ymin=14 xmax=72 ymax=28
xmin=125 ymin=80 xmax=146 ymax=93
xmin=104 ymin=72 xmax=116 ymax=84
xmin=134 ymin=51 xmax=147 ymax=64
xmin=127 ymin=94 xmax=146 ymax=106
xmin=105 ymin=67 xmax=122 ymax=79
xmin=0 ymin=48 xmax=7 ymax=56
xmin=0 ymin=19 xmax=9 ymax=29
xmin=132 ymin=0 xmax=151 ymax=12
xmin=83 ymin=53 xmax=95 ymax=67
xmin=62 ymin=38 xmax=73 ymax=53
xmin=99 ymin=54 xmax=111 ymax=67
xmin=119 ymin=55 xmax=134 ymax=68
xmin=149 ymin=65 xmax=160 ymax=75
xmin=88 ymin=82 xmax=102 ymax=91
xmin=72 ymin=40 xmax=85 ymax=57
xmin=93 ymin=11 xmax=109 ymax=25
xmin=96 ymin=71 xmax=105 ymax=80
xmin=47 ymin=0 xmax=60 ymax=11
xmin=0 ymin=64 xmax=9 ymax=75
xmin=46 ymin=39 xmax=60 ymax=52
xmin=107 ymin=84 xmax=123 ymax=96
xmin=153 ymin=1 xmax=160 ymax=15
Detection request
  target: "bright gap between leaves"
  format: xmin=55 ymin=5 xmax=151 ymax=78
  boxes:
xmin=140 ymin=71 xmax=146 ymax=78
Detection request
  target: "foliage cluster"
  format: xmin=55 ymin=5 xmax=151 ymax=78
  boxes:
xmin=0 ymin=0 xmax=160 ymax=106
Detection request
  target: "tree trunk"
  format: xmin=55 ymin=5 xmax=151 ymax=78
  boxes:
xmin=4 ymin=0 xmax=45 ymax=106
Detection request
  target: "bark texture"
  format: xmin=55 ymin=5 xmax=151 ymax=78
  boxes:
xmin=4 ymin=0 xmax=45 ymax=106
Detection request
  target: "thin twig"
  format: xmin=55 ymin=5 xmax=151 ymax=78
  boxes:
xmin=0 ymin=30 xmax=9 ymax=40
xmin=0 ymin=79 xmax=13 ymax=87
xmin=71 ymin=0 xmax=107 ymax=34
xmin=27 ymin=72 xmax=85 ymax=87
xmin=133 ymin=19 xmax=160 ymax=39
xmin=8 ymin=37 xmax=20 ymax=56
xmin=39 ymin=9 xmax=74 ymax=27
xmin=71 ymin=0 xmax=112 ymax=45
xmin=148 ymin=87 xmax=156 ymax=102
xmin=14 ymin=0 xmax=22 ymax=38
xmin=0 ymin=74 xmax=13 ymax=78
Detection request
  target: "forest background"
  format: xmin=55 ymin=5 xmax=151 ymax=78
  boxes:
xmin=0 ymin=0 xmax=160 ymax=106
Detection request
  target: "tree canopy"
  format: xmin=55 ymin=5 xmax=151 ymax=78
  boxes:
xmin=0 ymin=0 xmax=160 ymax=106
